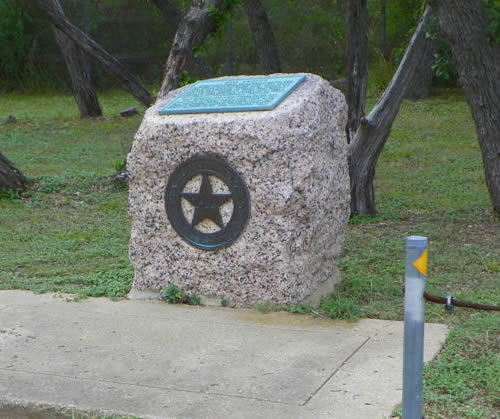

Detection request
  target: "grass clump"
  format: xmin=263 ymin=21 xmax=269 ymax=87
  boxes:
xmin=162 ymin=285 xmax=202 ymax=306
xmin=319 ymin=297 xmax=362 ymax=321
xmin=257 ymin=304 xmax=272 ymax=313
xmin=189 ymin=293 xmax=201 ymax=306
xmin=0 ymin=187 xmax=22 ymax=201
xmin=4 ymin=264 xmax=133 ymax=300
xmin=162 ymin=285 xmax=184 ymax=304
xmin=283 ymin=301 xmax=314 ymax=314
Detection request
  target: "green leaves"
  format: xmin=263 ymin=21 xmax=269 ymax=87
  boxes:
xmin=163 ymin=285 xmax=184 ymax=304
xmin=432 ymin=47 xmax=458 ymax=83
xmin=207 ymin=0 xmax=242 ymax=38
xmin=0 ymin=188 xmax=22 ymax=202
xmin=482 ymin=0 xmax=500 ymax=42
xmin=178 ymin=71 xmax=199 ymax=88
xmin=162 ymin=285 xmax=202 ymax=305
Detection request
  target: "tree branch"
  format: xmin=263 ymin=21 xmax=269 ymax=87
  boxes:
xmin=48 ymin=0 xmax=102 ymax=117
xmin=350 ymin=6 xmax=432 ymax=158
xmin=159 ymin=0 xmax=227 ymax=96
xmin=348 ymin=6 xmax=432 ymax=215
xmin=30 ymin=0 xmax=153 ymax=107
xmin=243 ymin=0 xmax=281 ymax=74
xmin=345 ymin=0 xmax=368 ymax=143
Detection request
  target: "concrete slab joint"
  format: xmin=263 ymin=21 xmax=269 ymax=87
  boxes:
xmin=127 ymin=73 xmax=350 ymax=307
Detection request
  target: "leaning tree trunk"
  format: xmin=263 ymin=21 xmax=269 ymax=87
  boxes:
xmin=159 ymin=0 xmax=229 ymax=96
xmin=428 ymin=0 xmax=500 ymax=213
xmin=48 ymin=0 xmax=101 ymax=118
xmin=243 ymin=0 xmax=281 ymax=74
xmin=151 ymin=0 xmax=213 ymax=80
xmin=345 ymin=0 xmax=368 ymax=144
xmin=0 ymin=152 xmax=27 ymax=191
xmin=405 ymin=19 xmax=439 ymax=100
xmin=31 ymin=0 xmax=152 ymax=107
xmin=349 ymin=7 xmax=432 ymax=216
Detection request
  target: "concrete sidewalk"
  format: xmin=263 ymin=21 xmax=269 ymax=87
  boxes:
xmin=0 ymin=291 xmax=448 ymax=419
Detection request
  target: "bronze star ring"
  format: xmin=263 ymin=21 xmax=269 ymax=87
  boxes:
xmin=164 ymin=155 xmax=251 ymax=251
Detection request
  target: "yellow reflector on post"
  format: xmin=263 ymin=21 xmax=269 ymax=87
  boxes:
xmin=412 ymin=249 xmax=428 ymax=276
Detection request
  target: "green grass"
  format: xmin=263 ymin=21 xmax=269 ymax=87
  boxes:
xmin=0 ymin=91 xmax=498 ymax=418
xmin=0 ymin=91 xmax=141 ymax=298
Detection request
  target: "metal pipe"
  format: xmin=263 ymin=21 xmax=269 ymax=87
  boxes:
xmin=403 ymin=236 xmax=428 ymax=419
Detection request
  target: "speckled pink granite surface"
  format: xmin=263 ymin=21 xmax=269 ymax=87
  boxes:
xmin=127 ymin=73 xmax=350 ymax=307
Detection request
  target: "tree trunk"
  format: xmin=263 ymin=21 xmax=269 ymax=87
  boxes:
xmin=405 ymin=20 xmax=439 ymax=100
xmin=48 ymin=0 xmax=102 ymax=118
xmin=345 ymin=0 xmax=368 ymax=144
xmin=31 ymin=0 xmax=152 ymax=107
xmin=160 ymin=0 xmax=228 ymax=96
xmin=151 ymin=0 xmax=213 ymax=80
xmin=0 ymin=152 xmax=27 ymax=191
xmin=349 ymin=6 xmax=432 ymax=216
xmin=243 ymin=0 xmax=281 ymax=74
xmin=82 ymin=0 xmax=91 ymax=76
xmin=428 ymin=0 xmax=500 ymax=213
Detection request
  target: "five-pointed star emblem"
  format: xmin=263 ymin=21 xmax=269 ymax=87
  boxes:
xmin=181 ymin=174 xmax=232 ymax=229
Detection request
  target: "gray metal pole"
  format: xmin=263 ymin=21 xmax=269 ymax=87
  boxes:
xmin=403 ymin=236 xmax=428 ymax=419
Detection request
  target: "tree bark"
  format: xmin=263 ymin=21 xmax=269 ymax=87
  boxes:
xmin=428 ymin=0 xmax=500 ymax=213
xmin=30 ymin=0 xmax=152 ymax=107
xmin=349 ymin=6 xmax=432 ymax=216
xmin=243 ymin=0 xmax=281 ymax=74
xmin=0 ymin=152 xmax=28 ymax=191
xmin=160 ymin=0 xmax=228 ymax=96
xmin=151 ymin=0 xmax=213 ymax=79
xmin=405 ymin=27 xmax=439 ymax=100
xmin=48 ymin=0 xmax=102 ymax=118
xmin=345 ymin=0 xmax=368 ymax=144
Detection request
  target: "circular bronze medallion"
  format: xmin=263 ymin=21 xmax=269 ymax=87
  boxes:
xmin=165 ymin=155 xmax=251 ymax=251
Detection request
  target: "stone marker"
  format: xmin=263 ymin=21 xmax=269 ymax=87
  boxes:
xmin=127 ymin=73 xmax=350 ymax=307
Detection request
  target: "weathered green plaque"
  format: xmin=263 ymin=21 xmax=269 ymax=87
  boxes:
xmin=159 ymin=75 xmax=306 ymax=115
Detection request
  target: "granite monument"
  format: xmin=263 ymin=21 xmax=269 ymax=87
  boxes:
xmin=127 ymin=73 xmax=350 ymax=307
